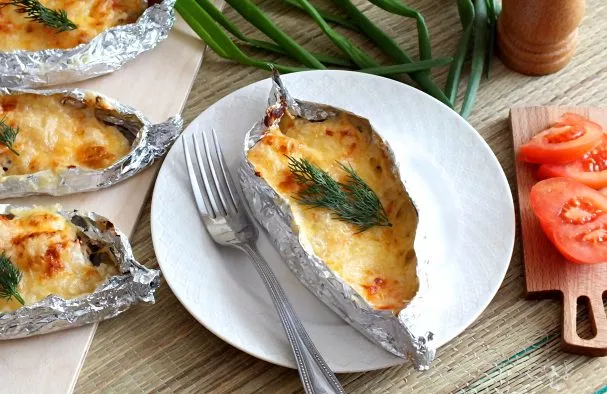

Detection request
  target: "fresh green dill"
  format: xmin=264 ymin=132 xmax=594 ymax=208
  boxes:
xmin=0 ymin=117 xmax=19 ymax=156
xmin=287 ymin=156 xmax=391 ymax=232
xmin=2 ymin=0 xmax=77 ymax=32
xmin=0 ymin=252 xmax=25 ymax=306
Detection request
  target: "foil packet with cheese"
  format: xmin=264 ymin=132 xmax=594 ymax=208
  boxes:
xmin=0 ymin=0 xmax=175 ymax=88
xmin=0 ymin=88 xmax=182 ymax=198
xmin=0 ymin=204 xmax=159 ymax=339
xmin=239 ymin=71 xmax=436 ymax=370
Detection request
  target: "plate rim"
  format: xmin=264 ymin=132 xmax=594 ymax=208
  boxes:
xmin=151 ymin=69 xmax=515 ymax=372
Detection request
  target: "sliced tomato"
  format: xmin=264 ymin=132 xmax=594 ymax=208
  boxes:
xmin=530 ymin=177 xmax=607 ymax=264
xmin=519 ymin=113 xmax=603 ymax=164
xmin=537 ymin=136 xmax=607 ymax=189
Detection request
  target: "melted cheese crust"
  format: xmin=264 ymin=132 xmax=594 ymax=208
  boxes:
xmin=0 ymin=0 xmax=147 ymax=51
xmin=248 ymin=112 xmax=419 ymax=313
xmin=0 ymin=94 xmax=131 ymax=177
xmin=0 ymin=206 xmax=118 ymax=312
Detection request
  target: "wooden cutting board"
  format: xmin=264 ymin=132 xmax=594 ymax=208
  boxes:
xmin=511 ymin=106 xmax=607 ymax=357
xmin=0 ymin=17 xmax=206 ymax=393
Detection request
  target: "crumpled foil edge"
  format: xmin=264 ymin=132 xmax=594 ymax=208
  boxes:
xmin=238 ymin=71 xmax=436 ymax=370
xmin=0 ymin=205 xmax=160 ymax=339
xmin=0 ymin=87 xmax=183 ymax=198
xmin=0 ymin=0 xmax=176 ymax=88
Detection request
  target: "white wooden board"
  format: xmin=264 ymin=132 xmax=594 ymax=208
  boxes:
xmin=0 ymin=16 xmax=205 ymax=394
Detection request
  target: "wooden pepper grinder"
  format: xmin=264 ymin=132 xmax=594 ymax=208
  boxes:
xmin=498 ymin=0 xmax=585 ymax=75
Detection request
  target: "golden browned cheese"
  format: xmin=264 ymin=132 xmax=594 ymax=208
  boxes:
xmin=0 ymin=94 xmax=131 ymax=176
xmin=247 ymin=111 xmax=419 ymax=313
xmin=0 ymin=0 xmax=147 ymax=51
xmin=0 ymin=206 xmax=119 ymax=312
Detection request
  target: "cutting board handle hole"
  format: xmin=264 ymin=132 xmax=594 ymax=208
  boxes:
xmin=576 ymin=296 xmax=597 ymax=340
xmin=603 ymin=291 xmax=607 ymax=316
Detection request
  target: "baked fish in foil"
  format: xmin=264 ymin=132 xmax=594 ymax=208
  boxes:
xmin=239 ymin=71 xmax=436 ymax=370
xmin=0 ymin=204 xmax=160 ymax=339
xmin=0 ymin=0 xmax=176 ymax=88
xmin=0 ymin=88 xmax=182 ymax=198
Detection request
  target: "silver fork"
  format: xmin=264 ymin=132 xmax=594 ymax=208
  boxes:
xmin=182 ymin=129 xmax=346 ymax=394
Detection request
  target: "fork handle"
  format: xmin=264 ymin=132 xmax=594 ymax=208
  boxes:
xmin=241 ymin=243 xmax=346 ymax=394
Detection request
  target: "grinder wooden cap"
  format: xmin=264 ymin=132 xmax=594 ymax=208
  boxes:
xmin=497 ymin=0 xmax=585 ymax=75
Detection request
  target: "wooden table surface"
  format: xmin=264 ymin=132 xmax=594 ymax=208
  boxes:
xmin=75 ymin=1 xmax=607 ymax=392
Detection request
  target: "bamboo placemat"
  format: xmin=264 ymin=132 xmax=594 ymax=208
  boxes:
xmin=76 ymin=0 xmax=607 ymax=392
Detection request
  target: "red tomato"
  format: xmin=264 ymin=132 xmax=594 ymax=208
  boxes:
xmin=519 ymin=113 xmax=603 ymax=164
xmin=537 ymin=136 xmax=607 ymax=189
xmin=530 ymin=177 xmax=607 ymax=264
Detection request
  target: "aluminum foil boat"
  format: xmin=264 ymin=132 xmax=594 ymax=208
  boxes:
xmin=0 ymin=0 xmax=176 ymax=88
xmin=239 ymin=71 xmax=436 ymax=370
xmin=0 ymin=87 xmax=182 ymax=198
xmin=0 ymin=204 xmax=160 ymax=339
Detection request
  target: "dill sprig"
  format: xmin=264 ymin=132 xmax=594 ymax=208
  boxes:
xmin=2 ymin=0 xmax=77 ymax=32
xmin=0 ymin=117 xmax=19 ymax=156
xmin=0 ymin=252 xmax=25 ymax=306
xmin=287 ymin=156 xmax=391 ymax=232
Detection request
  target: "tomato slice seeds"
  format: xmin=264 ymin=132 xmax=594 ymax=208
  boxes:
xmin=518 ymin=113 xmax=603 ymax=164
xmin=530 ymin=177 xmax=607 ymax=264
xmin=558 ymin=197 xmax=603 ymax=224
xmin=537 ymin=137 xmax=607 ymax=189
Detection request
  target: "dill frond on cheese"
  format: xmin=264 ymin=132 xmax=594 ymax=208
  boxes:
xmin=287 ymin=156 xmax=391 ymax=232
xmin=2 ymin=0 xmax=77 ymax=32
xmin=0 ymin=252 xmax=24 ymax=306
xmin=0 ymin=117 xmax=19 ymax=156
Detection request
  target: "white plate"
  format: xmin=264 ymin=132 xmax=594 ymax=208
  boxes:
xmin=151 ymin=71 xmax=515 ymax=372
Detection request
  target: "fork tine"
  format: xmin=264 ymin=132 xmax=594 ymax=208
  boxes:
xmin=202 ymin=129 xmax=230 ymax=216
xmin=210 ymin=128 xmax=239 ymax=213
xmin=193 ymin=134 xmax=224 ymax=217
xmin=182 ymin=136 xmax=214 ymax=219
